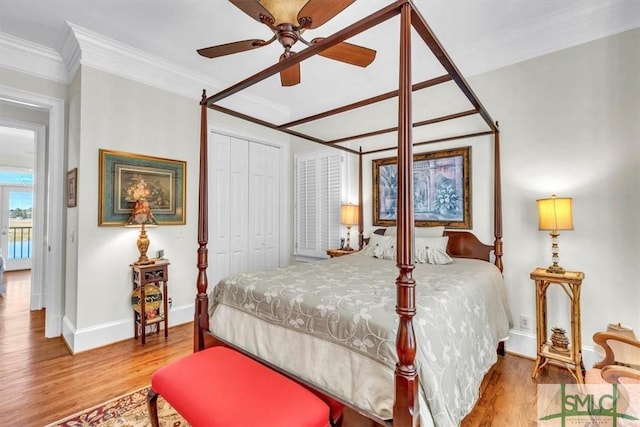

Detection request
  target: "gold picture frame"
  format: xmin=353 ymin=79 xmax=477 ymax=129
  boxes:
xmin=98 ymin=149 xmax=186 ymax=226
xmin=373 ymin=146 xmax=471 ymax=229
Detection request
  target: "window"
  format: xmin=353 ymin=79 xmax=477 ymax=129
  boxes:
xmin=295 ymin=150 xmax=343 ymax=258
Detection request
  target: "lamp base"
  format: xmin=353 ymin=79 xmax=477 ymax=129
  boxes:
xmin=344 ymin=226 xmax=355 ymax=252
xmin=545 ymin=264 xmax=565 ymax=274
xmin=134 ymin=226 xmax=155 ymax=265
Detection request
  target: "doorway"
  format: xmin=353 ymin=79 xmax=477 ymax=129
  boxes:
xmin=0 ymin=86 xmax=66 ymax=338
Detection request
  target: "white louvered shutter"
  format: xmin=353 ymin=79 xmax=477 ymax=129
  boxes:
xmin=296 ymin=155 xmax=317 ymax=254
xmin=319 ymin=154 xmax=342 ymax=252
xmin=295 ymin=151 xmax=342 ymax=257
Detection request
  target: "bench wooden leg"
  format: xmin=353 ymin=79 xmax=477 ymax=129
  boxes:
xmin=332 ymin=412 xmax=344 ymax=427
xmin=146 ymin=388 xmax=160 ymax=427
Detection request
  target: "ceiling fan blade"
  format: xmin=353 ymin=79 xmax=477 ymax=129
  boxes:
xmin=298 ymin=0 xmax=354 ymax=29
xmin=229 ymin=0 xmax=275 ymax=25
xmin=197 ymin=38 xmax=271 ymax=58
xmin=311 ymin=38 xmax=376 ymax=67
xmin=279 ymin=52 xmax=301 ymax=86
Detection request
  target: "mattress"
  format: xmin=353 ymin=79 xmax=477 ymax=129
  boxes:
xmin=209 ymin=253 xmax=510 ymax=426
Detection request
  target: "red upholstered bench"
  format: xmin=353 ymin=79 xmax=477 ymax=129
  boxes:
xmin=147 ymin=346 xmax=344 ymax=427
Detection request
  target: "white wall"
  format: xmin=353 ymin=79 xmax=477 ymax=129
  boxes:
xmin=0 ymin=67 xmax=68 ymax=101
xmin=66 ymin=66 xmax=293 ymax=352
xmin=64 ymin=69 xmax=81 ymax=328
xmin=468 ymin=28 xmax=640 ymax=363
xmin=290 ymin=28 xmax=640 ymax=366
xmin=66 ymin=66 xmax=201 ymax=351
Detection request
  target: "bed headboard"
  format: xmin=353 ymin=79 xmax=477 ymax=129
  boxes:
xmin=369 ymin=228 xmax=494 ymax=263
xmin=443 ymin=231 xmax=494 ymax=262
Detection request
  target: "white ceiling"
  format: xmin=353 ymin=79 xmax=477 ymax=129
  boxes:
xmin=1 ymin=0 xmax=639 ymax=119
xmin=0 ymin=126 xmax=35 ymax=168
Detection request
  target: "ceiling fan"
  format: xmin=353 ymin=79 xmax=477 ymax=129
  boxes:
xmin=197 ymin=0 xmax=376 ymax=86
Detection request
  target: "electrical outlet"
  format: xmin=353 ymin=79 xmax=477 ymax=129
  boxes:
xmin=520 ymin=314 xmax=531 ymax=330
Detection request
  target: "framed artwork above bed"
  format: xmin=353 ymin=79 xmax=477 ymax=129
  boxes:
xmin=373 ymin=147 xmax=471 ymax=229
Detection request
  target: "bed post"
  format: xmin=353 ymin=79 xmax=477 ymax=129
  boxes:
xmin=493 ymin=126 xmax=503 ymax=272
xmin=394 ymin=3 xmax=419 ymax=426
xmin=194 ymin=89 xmax=210 ymax=352
xmin=358 ymin=147 xmax=364 ymax=250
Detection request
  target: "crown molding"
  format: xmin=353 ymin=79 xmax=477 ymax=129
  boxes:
xmin=60 ymin=24 xmax=82 ymax=79
xmin=455 ymin=1 xmax=640 ymax=77
xmin=1 ymin=25 xmax=290 ymax=122
xmin=0 ymin=32 xmax=68 ymax=83
xmin=65 ymin=23 xmax=291 ymax=122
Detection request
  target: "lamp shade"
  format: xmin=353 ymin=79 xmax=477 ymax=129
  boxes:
xmin=341 ymin=204 xmax=359 ymax=226
xmin=125 ymin=199 xmax=159 ymax=227
xmin=537 ymin=195 xmax=573 ymax=231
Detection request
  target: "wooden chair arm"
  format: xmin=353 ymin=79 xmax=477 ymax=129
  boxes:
xmin=601 ymin=365 xmax=640 ymax=384
xmin=593 ymin=331 xmax=640 ymax=369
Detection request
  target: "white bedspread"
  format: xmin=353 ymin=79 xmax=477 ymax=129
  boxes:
xmin=209 ymin=253 xmax=510 ymax=426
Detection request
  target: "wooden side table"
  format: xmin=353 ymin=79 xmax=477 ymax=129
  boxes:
xmin=326 ymin=248 xmax=358 ymax=258
xmin=530 ymin=267 xmax=585 ymax=383
xmin=131 ymin=261 xmax=169 ymax=344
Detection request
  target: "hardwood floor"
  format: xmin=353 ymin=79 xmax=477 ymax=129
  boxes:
xmin=0 ymin=270 xmax=573 ymax=426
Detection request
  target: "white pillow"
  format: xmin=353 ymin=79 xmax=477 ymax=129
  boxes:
xmin=362 ymin=234 xmax=393 ymax=258
xmin=414 ymin=236 xmax=452 ymax=264
xmin=384 ymin=226 xmax=444 ymax=237
xmin=383 ymin=239 xmax=396 ymax=260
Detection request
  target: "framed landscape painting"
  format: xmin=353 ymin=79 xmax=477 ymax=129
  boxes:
xmin=98 ymin=149 xmax=186 ymax=226
xmin=372 ymin=146 xmax=471 ymax=228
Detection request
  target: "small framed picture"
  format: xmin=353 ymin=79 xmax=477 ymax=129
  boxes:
xmin=67 ymin=168 xmax=78 ymax=208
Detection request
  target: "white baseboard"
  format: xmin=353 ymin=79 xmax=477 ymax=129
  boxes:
xmin=506 ymin=329 xmax=602 ymax=369
xmin=168 ymin=303 xmax=195 ymax=326
xmin=62 ymin=315 xmax=76 ymax=352
xmin=62 ymin=304 xmax=195 ymax=354
xmin=505 ymin=329 xmax=537 ymax=358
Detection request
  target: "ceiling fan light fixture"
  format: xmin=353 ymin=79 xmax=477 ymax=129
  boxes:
xmin=199 ymin=0 xmax=372 ymax=87
xmin=276 ymin=25 xmax=298 ymax=48
xmin=260 ymin=0 xmax=309 ymax=26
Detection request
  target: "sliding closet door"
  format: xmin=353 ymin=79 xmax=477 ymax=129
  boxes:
xmin=248 ymin=142 xmax=280 ymax=272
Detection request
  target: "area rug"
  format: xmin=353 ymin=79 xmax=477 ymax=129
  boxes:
xmin=45 ymin=387 xmax=189 ymax=427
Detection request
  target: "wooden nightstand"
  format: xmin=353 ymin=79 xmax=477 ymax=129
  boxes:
xmin=326 ymin=248 xmax=358 ymax=258
xmin=131 ymin=261 xmax=169 ymax=344
xmin=530 ymin=267 xmax=585 ymax=384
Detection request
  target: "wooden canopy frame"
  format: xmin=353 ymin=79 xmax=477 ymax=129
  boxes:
xmin=194 ymin=1 xmax=502 ymax=425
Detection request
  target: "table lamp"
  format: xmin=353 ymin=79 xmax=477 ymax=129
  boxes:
xmin=537 ymin=195 xmax=573 ymax=273
xmin=125 ymin=199 xmax=159 ymax=265
xmin=340 ymin=204 xmax=359 ymax=251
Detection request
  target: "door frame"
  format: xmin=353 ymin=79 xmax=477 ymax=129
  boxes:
xmin=0 ymin=85 xmax=66 ymax=338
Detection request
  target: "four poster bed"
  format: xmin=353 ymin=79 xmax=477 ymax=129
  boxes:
xmin=193 ymin=1 xmax=507 ymax=426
